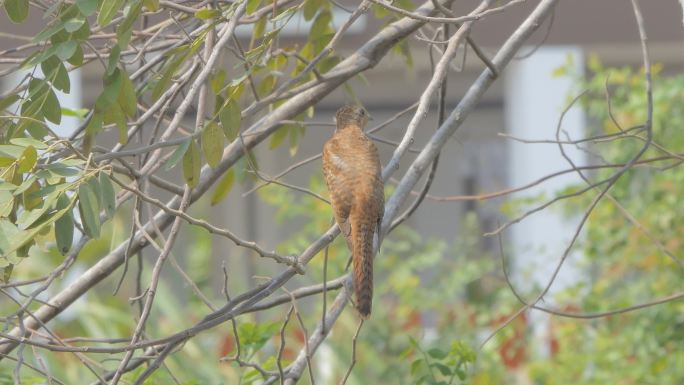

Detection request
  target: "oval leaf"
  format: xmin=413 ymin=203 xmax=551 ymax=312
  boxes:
xmin=195 ymin=8 xmax=221 ymax=19
xmin=17 ymin=145 xmax=37 ymax=173
xmin=164 ymin=138 xmax=191 ymax=171
xmin=0 ymin=191 xmax=14 ymax=217
xmin=78 ymin=183 xmax=100 ymax=238
xmin=77 ymin=0 xmax=98 ymax=16
xmin=211 ymin=168 xmax=234 ymax=205
xmin=201 ymin=122 xmax=224 ymax=168
xmin=4 ymin=0 xmax=28 ymax=23
xmin=56 ymin=41 xmax=78 ymax=61
xmin=43 ymin=86 xmax=62 ymax=124
xmin=54 ymin=194 xmax=74 ymax=255
xmin=219 ymin=99 xmax=241 ymax=141
xmin=99 ymin=172 xmax=116 ymax=218
xmin=118 ymin=70 xmax=137 ymax=117
xmin=98 ymin=0 xmax=124 ymax=26
xmin=182 ymin=140 xmax=201 ymax=188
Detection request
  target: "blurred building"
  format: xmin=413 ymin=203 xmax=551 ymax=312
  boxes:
xmin=1 ymin=0 xmax=683 ymax=333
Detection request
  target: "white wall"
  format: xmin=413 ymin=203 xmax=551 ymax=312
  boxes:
xmin=504 ymin=46 xmax=586 ymax=357
xmin=6 ymin=67 xmax=82 ymax=138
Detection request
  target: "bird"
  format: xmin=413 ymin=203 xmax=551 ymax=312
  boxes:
xmin=322 ymin=105 xmax=384 ymax=319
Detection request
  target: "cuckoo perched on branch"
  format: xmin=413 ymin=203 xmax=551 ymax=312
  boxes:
xmin=322 ymin=105 xmax=385 ymax=318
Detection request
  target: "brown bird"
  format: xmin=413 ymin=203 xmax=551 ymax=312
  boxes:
xmin=322 ymin=105 xmax=384 ymax=319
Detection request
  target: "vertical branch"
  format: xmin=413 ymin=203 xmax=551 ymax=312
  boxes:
xmin=390 ymin=22 xmax=450 ymax=230
xmin=338 ymin=320 xmax=364 ymax=385
xmin=381 ymin=0 xmax=492 ymax=182
xmin=109 ymin=188 xmax=192 ymax=385
xmin=277 ymin=306 xmax=295 ymax=385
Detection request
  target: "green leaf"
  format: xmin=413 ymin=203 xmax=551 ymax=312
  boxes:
xmin=17 ymin=190 xmax=60 ymax=229
xmin=61 ymin=107 xmax=89 ymax=118
xmin=43 ymin=58 xmax=71 ymax=93
xmin=211 ymin=70 xmax=226 ymax=94
xmin=317 ymin=55 xmax=340 ymax=74
xmin=164 ymin=138 xmax=191 ymax=171
xmin=270 ymin=126 xmax=288 ymax=149
xmin=67 ymin=44 xmax=84 ymax=66
xmin=56 ymin=41 xmax=78 ymax=60
xmin=107 ymin=45 xmax=121 ymax=75
xmin=78 ymin=183 xmax=100 ymax=238
xmin=142 ymin=0 xmax=159 ymax=11
xmin=54 ymin=194 xmax=74 ymax=255
xmin=116 ymin=0 xmax=142 ymax=48
xmin=69 ymin=18 xmax=91 ymax=40
xmin=410 ymin=359 xmax=426 ymax=376
xmin=1 ymin=264 xmax=13 ymax=282
xmin=98 ymin=0 xmax=125 ymax=27
xmin=22 ymin=47 xmax=59 ymax=69
xmin=302 ymin=0 xmax=322 ymax=21
xmin=271 ymin=6 xmax=297 ymax=22
xmin=99 ymin=68 xmax=123 ymax=107
xmin=182 ymin=140 xmax=201 ymax=188
xmin=33 ymin=23 xmax=66 ymax=44
xmin=63 ymin=18 xmax=85 ymax=33
xmin=17 ymin=145 xmax=37 ymax=173
xmin=85 ymin=111 xmax=103 ymax=136
xmin=0 ymin=191 xmax=14 ymax=217
xmin=88 ymin=175 xmax=102 ymax=208
xmin=237 ymin=322 xmax=280 ymax=350
xmin=42 ymin=164 xmax=80 ymax=177
xmin=43 ymin=86 xmax=62 ymax=125
xmin=99 ymin=172 xmax=116 ymax=218
xmin=4 ymin=0 xmax=29 ymax=23
xmin=246 ymin=0 xmax=262 ymax=14
xmin=431 ymin=362 xmax=451 ymax=376
xmin=288 ymin=123 xmax=303 ymax=156
xmin=252 ymin=17 xmax=266 ymax=43
xmin=77 ymin=0 xmax=99 ymax=16
xmin=0 ymin=220 xmax=21 ymax=260
xmin=40 ymin=54 xmax=59 ymax=76
xmin=210 ymin=168 xmax=234 ymax=205
xmin=310 ymin=10 xmax=332 ymax=38
xmin=0 ymin=183 xmax=18 ymax=191
xmin=151 ymin=47 xmax=189 ymax=101
xmin=233 ymin=151 xmax=257 ymax=182
xmin=9 ymin=138 xmax=47 ymax=149
xmin=103 ymin=103 xmax=128 ymax=144
xmin=427 ymin=348 xmax=447 ymax=360
xmin=118 ymin=71 xmax=137 ymax=117
xmin=18 ymin=179 xmax=44 ymax=199
xmin=455 ymin=368 xmax=466 ymax=380
xmin=219 ymin=100 xmax=241 ymax=141
xmin=257 ymin=75 xmax=275 ymax=97
xmin=0 ymin=144 xmax=24 ymax=159
xmin=0 ymin=94 xmax=19 ymax=111
xmin=195 ymin=8 xmax=221 ymax=19
xmin=3 ymin=194 xmax=75 ymax=257
xmin=202 ymin=122 xmax=224 ymax=168
xmin=393 ymin=38 xmax=413 ymax=68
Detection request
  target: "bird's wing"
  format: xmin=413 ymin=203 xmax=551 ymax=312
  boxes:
xmin=323 ymin=139 xmax=353 ymax=249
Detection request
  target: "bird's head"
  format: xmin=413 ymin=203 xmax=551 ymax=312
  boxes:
xmin=335 ymin=105 xmax=369 ymax=130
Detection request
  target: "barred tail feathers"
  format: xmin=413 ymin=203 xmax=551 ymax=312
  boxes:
xmin=351 ymin=210 xmax=375 ymax=319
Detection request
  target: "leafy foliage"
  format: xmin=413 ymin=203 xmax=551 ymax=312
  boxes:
xmin=523 ymin=57 xmax=684 ymax=384
xmin=3 ymin=0 xmax=681 ymax=384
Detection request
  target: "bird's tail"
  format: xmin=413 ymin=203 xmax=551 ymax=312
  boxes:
xmin=351 ymin=206 xmax=375 ymax=319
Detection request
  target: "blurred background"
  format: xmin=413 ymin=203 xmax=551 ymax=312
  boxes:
xmin=2 ymin=1 xmax=684 ymax=384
